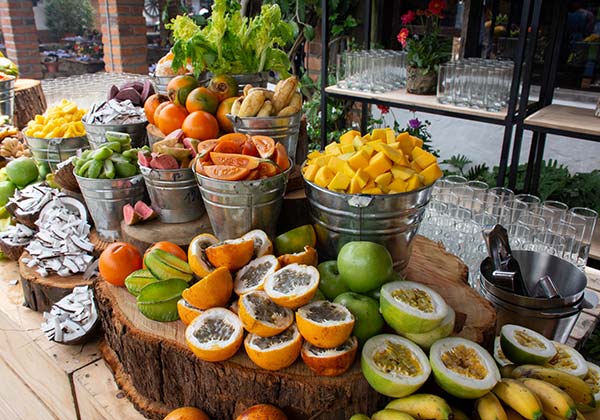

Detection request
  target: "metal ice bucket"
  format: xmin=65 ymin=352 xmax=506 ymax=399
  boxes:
xmin=83 ymin=121 xmax=148 ymax=149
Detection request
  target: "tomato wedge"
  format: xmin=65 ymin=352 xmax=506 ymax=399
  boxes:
xmin=241 ymin=140 xmax=260 ymax=157
xmin=257 ymin=161 xmax=280 ymax=178
xmin=218 ymin=133 xmax=248 ymax=148
xmin=250 ymin=135 xmax=276 ymax=159
xmin=204 ymin=165 xmax=251 ymax=181
xmin=196 ymin=139 xmax=219 ymax=161
xmin=210 ymin=152 xmax=261 ymax=170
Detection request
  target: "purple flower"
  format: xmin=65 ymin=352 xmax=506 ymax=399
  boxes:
xmin=408 ymin=118 xmax=421 ymax=129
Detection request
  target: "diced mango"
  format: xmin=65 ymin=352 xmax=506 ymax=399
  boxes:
xmin=314 ymin=155 xmax=332 ymax=167
xmin=411 ymin=146 xmax=425 ymax=160
xmin=352 ymin=136 xmax=365 ymax=149
xmin=338 ymin=152 xmax=354 ymax=161
xmin=314 ymin=166 xmax=336 ymax=188
xmin=362 ymin=186 xmax=383 ymax=195
xmin=420 ymin=163 xmax=443 ymax=186
xmin=364 ymin=152 xmax=392 ymax=179
xmin=406 ymin=174 xmax=424 ymax=191
xmin=327 ymin=156 xmax=345 ymax=173
xmin=409 ymin=161 xmax=422 ymax=173
xmin=328 ymin=172 xmax=351 ymax=191
xmin=371 ymin=128 xmax=387 ymax=142
xmin=377 ymin=143 xmax=408 ymax=165
xmin=391 ymin=165 xmax=415 ymax=181
xmin=349 ymin=177 xmax=362 ymax=194
xmin=398 ymin=133 xmax=415 ymax=154
xmin=362 ymin=143 xmax=375 ymax=157
xmin=389 ymin=177 xmax=408 ymax=193
xmin=307 ymin=150 xmax=322 ymax=161
xmin=375 ymin=172 xmax=393 ymax=188
xmin=414 ymin=150 xmax=436 ymax=170
xmin=340 ymin=143 xmax=355 ymax=154
xmin=303 ymin=163 xmax=319 ymax=182
xmin=385 ymin=128 xmax=396 ymax=144
xmin=325 ymin=142 xmax=342 ymax=155
xmin=411 ymin=136 xmax=424 ymax=148
xmin=342 ymin=162 xmax=356 ymax=178
xmin=354 ymin=169 xmax=370 ymax=188
xmin=340 ymin=130 xmax=361 ymax=145
xmin=348 ymin=150 xmax=370 ymax=171
xmin=362 ymin=133 xmax=372 ymax=142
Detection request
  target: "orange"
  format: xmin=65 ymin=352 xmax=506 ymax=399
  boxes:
xmin=277 ymin=245 xmax=318 ymax=267
xmin=235 ymin=404 xmax=287 ymax=420
xmin=213 ymin=140 xmax=243 ymax=154
xmin=203 ymin=165 xmax=250 ymax=181
xmin=196 ymin=139 xmax=219 ymax=161
xmin=153 ymin=101 xmax=170 ymax=133
xmin=181 ymin=266 xmax=233 ymax=310
xmin=301 ymin=336 xmax=358 ymax=376
xmin=181 ymin=110 xmax=219 ymax=141
xmin=209 ymin=152 xmax=261 ymax=170
xmin=216 ymin=97 xmax=238 ymax=133
xmin=250 ymin=136 xmax=276 ymax=159
xmin=99 ymin=242 xmax=143 ymax=287
xmin=244 ymin=324 xmax=302 ymax=371
xmin=234 ymin=255 xmax=279 ymax=295
xmin=187 ymin=233 xmax=219 ymax=278
xmin=238 ymin=290 xmax=293 ymax=336
xmin=163 ymin=406 xmax=211 ymax=420
xmin=167 ymin=74 xmax=200 ymax=105
xmin=240 ymin=229 xmax=273 ymax=258
xmin=205 ymin=238 xmax=255 ymax=271
xmin=185 ymin=87 xmax=219 ymax=114
xmin=273 ymin=143 xmax=291 ymax=171
xmin=144 ymin=93 xmax=169 ymax=125
xmin=295 ymin=300 xmax=355 ymax=348
xmin=263 ymin=263 xmax=320 ymax=309
xmin=177 ymin=298 xmax=204 ymax=326
xmin=185 ymin=307 xmax=244 ymax=362
xmin=145 ymin=241 xmax=187 ymax=262
xmin=156 ymin=103 xmax=188 ymax=136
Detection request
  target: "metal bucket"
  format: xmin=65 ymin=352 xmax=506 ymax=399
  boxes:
xmin=75 ymin=174 xmax=146 ymax=241
xmin=228 ymin=112 xmax=301 ymax=162
xmin=25 ymin=135 xmax=89 ymax=172
xmin=83 ymin=121 xmax=148 ymax=149
xmin=303 ymin=178 xmax=433 ymax=272
xmin=229 ymin=72 xmax=270 ymax=91
xmin=0 ymin=77 xmax=15 ymax=124
xmin=151 ymin=72 xmax=209 ymax=95
xmin=480 ymin=250 xmax=596 ymax=342
xmin=194 ymin=160 xmax=292 ymax=240
xmin=140 ymin=166 xmax=204 ymax=224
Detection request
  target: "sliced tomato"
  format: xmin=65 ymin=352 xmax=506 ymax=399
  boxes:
xmin=250 ymin=135 xmax=276 ymax=159
xmin=196 ymin=139 xmax=219 ymax=161
xmin=210 ymin=152 xmax=261 ymax=170
xmin=257 ymin=161 xmax=280 ymax=178
xmin=241 ymin=140 xmax=260 ymax=157
xmin=204 ymin=164 xmax=251 ymax=181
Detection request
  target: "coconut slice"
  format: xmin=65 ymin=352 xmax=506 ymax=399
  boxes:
xmin=380 ymin=281 xmax=448 ymax=334
xmin=500 ymin=324 xmax=557 ymax=365
xmin=430 ymin=336 xmax=500 ymax=399
xmin=545 ymin=342 xmax=588 ymax=378
xmin=361 ymin=334 xmax=431 ymax=398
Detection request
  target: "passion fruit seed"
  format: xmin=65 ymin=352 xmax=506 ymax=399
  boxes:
xmin=194 ymin=318 xmax=234 ymax=343
xmin=307 ymin=340 xmax=354 ymax=355
xmin=251 ymin=328 xmax=295 ymax=350
xmin=391 ymin=289 xmax=434 ymax=312
xmin=585 ymin=369 xmax=600 ymax=394
xmin=304 ymin=301 xmax=347 ymax=322
xmin=246 ymin=293 xmax=288 ymax=323
xmin=374 ymin=340 xmax=422 ymax=377
xmin=514 ymin=329 xmax=545 ymax=349
xmin=440 ymin=344 xmax=487 ymax=380
xmin=240 ymin=262 xmax=273 ymax=288
xmin=548 ymin=346 xmax=579 ymax=370
xmin=274 ymin=271 xmax=311 ymax=293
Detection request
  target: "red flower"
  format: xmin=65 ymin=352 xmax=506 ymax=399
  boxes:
xmin=428 ymin=0 xmax=446 ymax=16
xmin=377 ymin=105 xmax=390 ymax=115
xmin=416 ymin=9 xmax=426 ymax=16
xmin=397 ymin=28 xmax=409 ymax=48
xmin=401 ymin=10 xmax=416 ymax=25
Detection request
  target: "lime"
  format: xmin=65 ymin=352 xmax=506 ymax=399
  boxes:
xmin=337 ymin=241 xmax=393 ymax=293
xmin=6 ymin=157 xmax=39 ymax=188
xmin=273 ymin=224 xmax=316 ymax=256
xmin=136 ymin=278 xmax=188 ymax=322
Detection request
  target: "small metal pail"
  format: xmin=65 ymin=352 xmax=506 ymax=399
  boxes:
xmin=25 ymin=135 xmax=89 ymax=172
xmin=140 ymin=166 xmax=204 ymax=224
xmin=83 ymin=121 xmax=148 ymax=149
xmin=0 ymin=77 xmax=15 ymax=124
xmin=75 ymin=173 xmax=146 ymax=241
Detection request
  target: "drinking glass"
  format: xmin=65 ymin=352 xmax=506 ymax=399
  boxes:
xmin=500 ymin=200 xmax=528 ymax=226
xmin=566 ymin=207 xmax=598 ymax=269
xmin=452 ymin=64 xmax=469 ymax=107
xmin=518 ymin=214 xmax=547 ymax=242
xmin=549 ymin=221 xmax=581 ymax=264
xmin=468 ymin=65 xmax=487 ymax=109
xmin=540 ymin=200 xmax=569 ymax=224
xmin=514 ymin=193 xmax=541 ymax=212
xmin=504 ymin=223 xmax=532 ymax=250
xmin=336 ymin=53 xmax=347 ymax=88
xmin=485 ymin=68 xmax=504 ymax=112
xmin=437 ymin=63 xmax=454 ymax=104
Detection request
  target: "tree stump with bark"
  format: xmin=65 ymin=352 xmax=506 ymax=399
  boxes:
xmin=13 ymin=79 xmax=47 ymax=130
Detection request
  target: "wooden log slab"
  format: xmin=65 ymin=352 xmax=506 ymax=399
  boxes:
xmin=19 ymin=252 xmax=92 ymax=312
xmin=13 ymin=79 xmax=47 ymax=129
xmin=95 ymin=235 xmax=496 ymax=420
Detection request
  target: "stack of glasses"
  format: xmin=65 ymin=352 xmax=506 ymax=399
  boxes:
xmin=436 ymin=58 xmax=515 ymax=112
xmin=419 ymin=175 xmax=598 ymax=290
xmin=335 ymin=50 xmax=407 ymax=93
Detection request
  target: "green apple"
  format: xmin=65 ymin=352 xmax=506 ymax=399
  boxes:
xmin=0 ymin=180 xmax=16 ymax=206
xmin=337 ymin=241 xmax=393 ymax=292
xmin=317 ymin=260 xmax=350 ymax=300
xmin=6 ymin=157 xmax=39 ymax=188
xmin=334 ymin=292 xmax=384 ymax=346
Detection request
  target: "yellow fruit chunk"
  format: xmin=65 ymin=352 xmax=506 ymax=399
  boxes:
xmin=414 ymin=150 xmax=436 ymax=170
xmin=375 ymin=172 xmax=393 ymax=188
xmin=362 ymin=143 xmax=375 ymax=157
xmin=307 ymin=150 xmax=322 ymax=161
xmin=353 ymin=169 xmax=370 ymax=188
xmin=349 ymin=177 xmax=362 ymax=194
xmin=409 ymin=161 xmax=422 ymax=173
xmin=420 ymin=163 xmax=443 ymax=185
xmin=340 ymin=130 xmax=360 ymax=144
xmin=352 ymin=136 xmax=365 ymax=149
xmin=325 ymin=142 xmax=342 ymax=155
xmin=338 ymin=152 xmax=353 ymax=161
xmin=406 ymin=174 xmax=424 ymax=191
xmin=340 ymin=143 xmax=355 ymax=154
xmin=314 ymin=155 xmax=331 ymax=167
xmin=314 ymin=166 xmax=335 ymax=188
xmin=362 ymin=186 xmax=383 ymax=194
xmin=389 ymin=177 xmax=408 ymax=193
xmin=328 ymin=172 xmax=351 ymax=191
xmin=364 ymin=152 xmax=392 ymax=179
xmin=362 ymin=133 xmax=372 ymax=142
xmin=391 ymin=165 xmax=415 ymax=181
xmin=397 ymin=133 xmax=415 ymax=154
xmin=377 ymin=142 xmax=408 ymax=166
xmin=348 ymin=149 xmax=370 ymax=171
xmin=341 ymin=162 xmax=356 ymax=178
xmin=412 ymin=136 xmax=424 ymax=148
xmin=303 ymin=163 xmax=319 ymax=182
xmin=371 ymin=128 xmax=387 ymax=142
xmin=327 ymin=156 xmax=345 ymax=172
xmin=385 ymin=128 xmax=396 ymax=144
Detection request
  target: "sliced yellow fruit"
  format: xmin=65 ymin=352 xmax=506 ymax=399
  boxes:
xmin=185 ymin=308 xmax=243 ymax=362
xmin=303 ymin=163 xmax=319 ymax=182
xmin=362 ymin=186 xmax=383 ymax=194
xmin=307 ymin=150 xmax=322 ymax=160
xmin=389 ymin=177 xmax=408 ymax=193
xmin=354 ymin=169 xmax=370 ymax=187
xmin=420 ymin=163 xmax=443 ymax=186
xmin=385 ymin=128 xmax=396 ymax=144
xmin=406 ymin=174 xmax=424 ymax=191
xmin=325 ymin=142 xmax=341 ymax=155
xmin=375 ymin=172 xmax=393 ymax=188
xmin=314 ymin=155 xmax=332 ymax=167
xmin=238 ymin=290 xmax=294 ymax=337
xmin=352 ymin=135 xmax=365 ymax=148
xmin=264 ymin=263 xmax=320 ymax=309
xmin=314 ymin=166 xmax=335 ymax=188
xmin=245 ymin=324 xmax=302 ymax=371
xmin=327 ymin=156 xmax=345 ymax=173
xmin=413 ymin=149 xmax=436 ymax=170
xmin=348 ymin=149 xmax=370 ymax=171
xmin=340 ymin=130 xmax=360 ymax=144
xmin=371 ymin=128 xmax=387 ymax=142
xmin=296 ymin=301 xmax=355 ymax=348
xmin=234 ymin=254 xmax=280 ymax=295
xmin=349 ymin=177 xmax=362 ymax=194
xmin=341 ymin=162 xmax=356 ymax=178
xmin=365 ymin=152 xmax=392 ymax=179
xmin=340 ymin=143 xmax=355 ymax=154
xmin=328 ymin=172 xmax=351 ymax=191
xmin=412 ymin=136 xmax=424 ymax=148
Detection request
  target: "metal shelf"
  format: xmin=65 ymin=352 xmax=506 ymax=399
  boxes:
xmin=524 ymin=104 xmax=600 ymax=142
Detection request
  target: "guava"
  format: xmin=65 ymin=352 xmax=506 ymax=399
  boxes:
xmin=337 ymin=241 xmax=393 ymax=293
xmin=318 ymin=260 xmax=350 ymax=300
xmin=6 ymin=157 xmax=39 ymax=188
xmin=334 ymin=292 xmax=384 ymax=346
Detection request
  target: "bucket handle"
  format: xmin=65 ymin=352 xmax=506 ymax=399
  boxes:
xmin=46 ymin=137 xmax=65 ymax=164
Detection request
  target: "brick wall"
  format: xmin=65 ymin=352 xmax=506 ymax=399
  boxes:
xmin=0 ymin=0 xmax=42 ymax=79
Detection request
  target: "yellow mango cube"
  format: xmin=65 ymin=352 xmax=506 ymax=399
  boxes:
xmin=389 ymin=177 xmax=408 ymax=193
xmin=420 ymin=163 xmax=443 ymax=186
xmin=365 ymin=152 xmax=392 ymax=179
xmin=352 ymin=136 xmax=365 ymax=149
xmin=315 ymin=155 xmax=332 ymax=167
xmin=361 ymin=143 xmax=375 ymax=157
xmin=411 ymin=146 xmax=426 ymax=161
xmin=362 ymin=133 xmax=372 ymax=142
xmin=414 ymin=150 xmax=436 ymax=170
xmin=314 ymin=166 xmax=335 ymax=188
xmin=340 ymin=130 xmax=361 ymax=145
xmin=35 ymin=115 xmax=45 ymax=124
xmin=353 ymin=169 xmax=370 ymax=188
xmin=398 ymin=134 xmax=415 ymax=154
xmin=340 ymin=143 xmax=355 ymax=154
xmin=406 ymin=174 xmax=424 ymax=191
xmin=342 ymin=162 xmax=356 ymax=178
xmin=411 ymin=136 xmax=424 ymax=148
xmin=303 ymin=163 xmax=319 ymax=182
xmin=325 ymin=142 xmax=342 ymax=155
xmin=307 ymin=150 xmax=322 ymax=161
xmin=349 ymin=177 xmax=362 ymax=194
xmin=375 ymin=172 xmax=393 ymax=188
xmin=391 ymin=165 xmax=415 ymax=181
xmin=385 ymin=128 xmax=396 ymax=144
xmin=328 ymin=172 xmax=351 ymax=191
xmin=327 ymin=156 xmax=345 ymax=173
xmin=378 ymin=143 xmax=408 ymax=165
xmin=362 ymin=186 xmax=383 ymax=195
xmin=371 ymin=128 xmax=387 ymax=142
xmin=409 ymin=161 xmax=422 ymax=173
xmin=348 ymin=150 xmax=370 ymax=171
xmin=338 ymin=152 xmax=354 ymax=161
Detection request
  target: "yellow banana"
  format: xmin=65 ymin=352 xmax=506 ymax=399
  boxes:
xmin=385 ymin=394 xmax=453 ymax=420
xmin=476 ymin=392 xmax=508 ymax=420
xmin=371 ymin=409 xmax=416 ymax=420
xmin=492 ymin=378 xmax=544 ymax=420
xmin=450 ymin=406 xmax=469 ymax=420
xmin=512 ymin=365 xmax=596 ymax=411
xmin=505 ymin=407 xmax=525 ymax=420
xmin=520 ymin=377 xmax=577 ymax=420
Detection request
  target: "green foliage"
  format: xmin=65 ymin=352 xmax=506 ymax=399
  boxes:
xmin=44 ymin=0 xmax=94 ymax=38
xmin=405 ymin=35 xmax=448 ymax=75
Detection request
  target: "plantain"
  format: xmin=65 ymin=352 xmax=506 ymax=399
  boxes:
xmin=243 ymin=83 xmax=253 ymax=96
xmin=230 ymin=96 xmax=244 ymax=116
xmin=277 ymin=92 xmax=302 ymax=116
xmin=248 ymin=87 xmax=274 ymax=100
xmin=238 ymin=90 xmax=265 ymax=117
xmin=475 ymin=392 xmax=508 ymax=420
xmin=272 ymin=76 xmax=298 ymax=112
xmin=256 ymin=100 xmax=274 ymax=117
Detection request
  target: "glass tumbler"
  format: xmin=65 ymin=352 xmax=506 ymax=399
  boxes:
xmin=566 ymin=207 xmax=598 ymax=269
xmin=437 ymin=63 xmax=454 ymax=104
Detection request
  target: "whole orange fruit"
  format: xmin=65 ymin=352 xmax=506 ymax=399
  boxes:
xmin=153 ymin=101 xmax=170 ymax=133
xmin=99 ymin=242 xmax=143 ymax=287
xmin=144 ymin=93 xmax=169 ymax=125
xmin=235 ymin=404 xmax=287 ymax=420
xmin=156 ymin=103 xmax=188 ymax=136
xmin=163 ymin=406 xmax=211 ymax=420
xmin=167 ymin=75 xmax=200 ymax=105
xmin=181 ymin=111 xmax=219 ymax=141
xmin=216 ymin=96 xmax=237 ymax=133
xmin=145 ymin=241 xmax=187 ymax=262
xmin=186 ymin=87 xmax=219 ymax=114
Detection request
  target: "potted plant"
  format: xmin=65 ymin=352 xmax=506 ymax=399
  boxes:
xmin=397 ymin=0 xmax=449 ymax=95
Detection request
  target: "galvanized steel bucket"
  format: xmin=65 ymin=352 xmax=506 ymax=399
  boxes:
xmin=227 ymin=112 xmax=301 ymax=162
xmin=151 ymin=72 xmax=209 ymax=95
xmin=230 ymin=72 xmax=270 ymax=91
xmin=303 ymin=177 xmax=433 ymax=272
xmin=83 ymin=121 xmax=148 ymax=149
xmin=75 ymin=174 xmax=146 ymax=241
xmin=193 ymin=160 xmax=292 ymax=240
xmin=0 ymin=77 xmax=15 ymax=124
xmin=25 ymin=135 xmax=89 ymax=172
xmin=140 ymin=166 xmax=204 ymax=224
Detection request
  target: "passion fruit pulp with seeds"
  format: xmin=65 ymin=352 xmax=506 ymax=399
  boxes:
xmin=244 ymin=324 xmax=302 ymax=371
xmin=545 ymin=342 xmax=589 ymax=378
xmin=234 ymin=254 xmax=280 ymax=295
xmin=500 ymin=324 xmax=556 ymax=365
xmin=301 ymin=336 xmax=358 ymax=377
xmin=185 ymin=307 xmax=244 ymax=362
xmin=238 ymin=290 xmax=293 ymax=337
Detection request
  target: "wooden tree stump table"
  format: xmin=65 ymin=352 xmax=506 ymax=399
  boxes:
xmin=95 ymin=235 xmax=496 ymax=420
xmin=13 ymin=79 xmax=47 ymax=129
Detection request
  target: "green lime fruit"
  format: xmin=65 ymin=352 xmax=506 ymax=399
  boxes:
xmin=500 ymin=324 xmax=556 ymax=365
xmin=337 ymin=241 xmax=393 ymax=293
xmin=318 ymin=260 xmax=350 ymax=300
xmin=136 ymin=278 xmax=188 ymax=322
xmin=125 ymin=269 xmax=158 ymax=296
xmin=334 ymin=292 xmax=384 ymax=346
xmin=403 ymin=306 xmax=455 ymax=351
xmin=6 ymin=157 xmax=39 ymax=188
xmin=273 ymin=224 xmax=316 ymax=256
xmin=361 ymin=333 xmax=430 ymax=398
xmin=0 ymin=180 xmax=16 ymax=206
xmin=430 ymin=336 xmax=500 ymax=399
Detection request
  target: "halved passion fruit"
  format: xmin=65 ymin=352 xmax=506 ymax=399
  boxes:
xmin=177 ymin=298 xmax=204 ymax=326
xmin=545 ymin=342 xmax=588 ymax=378
xmin=380 ymin=281 xmax=448 ymax=334
xmin=234 ymin=255 xmax=280 ymax=295
xmin=296 ymin=300 xmax=354 ymax=348
xmin=187 ymin=233 xmax=219 ymax=278
xmin=361 ymin=334 xmax=430 ymax=398
xmin=181 ymin=266 xmax=233 ymax=310
xmin=584 ymin=362 xmax=600 ymax=407
xmin=301 ymin=336 xmax=358 ymax=377
xmin=238 ymin=290 xmax=294 ymax=337
xmin=277 ymin=245 xmax=319 ymax=267
xmin=205 ymin=238 xmax=255 ymax=271
xmin=500 ymin=324 xmax=557 ymax=365
xmin=264 ymin=263 xmax=320 ymax=309
xmin=244 ymin=324 xmax=302 ymax=371
xmin=240 ymin=229 xmax=273 ymax=258
xmin=430 ymin=336 xmax=500 ymax=399
xmin=403 ymin=306 xmax=455 ymax=351
xmin=493 ymin=336 xmax=513 ymax=368
xmin=185 ymin=307 xmax=244 ymax=362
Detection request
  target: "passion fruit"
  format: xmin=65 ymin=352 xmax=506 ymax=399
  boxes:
xmin=402 ymin=306 xmax=455 ymax=351
xmin=429 ymin=336 xmax=500 ymax=399
xmin=500 ymin=324 xmax=556 ymax=365
xmin=545 ymin=342 xmax=588 ymax=378
xmin=235 ymin=403 xmax=287 ymax=420
xmin=301 ymin=336 xmax=358 ymax=377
